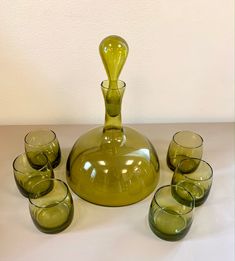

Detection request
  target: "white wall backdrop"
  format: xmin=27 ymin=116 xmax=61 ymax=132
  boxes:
xmin=0 ymin=0 xmax=234 ymax=124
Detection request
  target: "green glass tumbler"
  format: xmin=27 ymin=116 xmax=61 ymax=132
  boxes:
xmin=13 ymin=153 xmax=54 ymax=197
xmin=24 ymin=129 xmax=61 ymax=169
xmin=167 ymin=131 xmax=203 ymax=171
xmin=148 ymin=185 xmax=195 ymax=241
xmin=172 ymin=158 xmax=213 ymax=207
xmin=29 ymin=179 xmax=74 ymax=234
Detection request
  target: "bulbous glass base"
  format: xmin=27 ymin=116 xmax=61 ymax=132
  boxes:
xmin=66 ymin=126 xmax=160 ymax=206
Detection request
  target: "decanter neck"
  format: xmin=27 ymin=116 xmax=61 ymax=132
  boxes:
xmin=101 ymin=80 xmax=126 ymax=132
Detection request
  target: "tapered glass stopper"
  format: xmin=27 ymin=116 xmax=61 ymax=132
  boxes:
xmin=99 ymin=35 xmax=129 ymax=84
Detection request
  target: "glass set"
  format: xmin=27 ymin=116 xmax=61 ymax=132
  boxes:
xmin=13 ymin=129 xmax=74 ymax=234
xmin=13 ymin=129 xmax=213 ymax=239
xmin=149 ymin=130 xmax=213 ymax=241
xmin=12 ymin=36 xmax=213 ymax=240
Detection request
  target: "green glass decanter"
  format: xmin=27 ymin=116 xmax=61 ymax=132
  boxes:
xmin=66 ymin=35 xmax=160 ymax=206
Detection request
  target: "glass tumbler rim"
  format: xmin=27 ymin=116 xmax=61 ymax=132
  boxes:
xmin=153 ymin=184 xmax=195 ymax=215
xmin=13 ymin=152 xmax=51 ymax=173
xmin=175 ymin=158 xmax=213 ymax=181
xmin=28 ymin=178 xmax=69 ymax=208
xmin=101 ymin=80 xmax=126 ymax=90
xmin=173 ymin=130 xmax=203 ymax=149
xmin=24 ymin=129 xmax=57 ymax=147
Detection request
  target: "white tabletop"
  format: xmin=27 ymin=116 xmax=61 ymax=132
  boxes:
xmin=0 ymin=123 xmax=234 ymax=261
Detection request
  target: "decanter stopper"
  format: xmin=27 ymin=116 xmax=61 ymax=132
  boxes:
xmin=99 ymin=35 xmax=129 ymax=85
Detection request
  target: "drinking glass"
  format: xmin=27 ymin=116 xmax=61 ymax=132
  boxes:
xmin=167 ymin=131 xmax=203 ymax=171
xmin=24 ymin=129 xmax=61 ymax=168
xmin=29 ymin=179 xmax=74 ymax=234
xmin=13 ymin=152 xmax=54 ymax=197
xmin=148 ymin=185 xmax=195 ymax=241
xmin=172 ymin=158 xmax=213 ymax=207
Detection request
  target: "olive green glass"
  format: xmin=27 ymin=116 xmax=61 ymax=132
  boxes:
xmin=99 ymin=35 xmax=128 ymax=84
xmin=13 ymin=153 xmax=54 ymax=197
xmin=29 ymin=179 xmax=74 ymax=234
xmin=167 ymin=131 xmax=203 ymax=171
xmin=148 ymin=185 xmax=195 ymax=241
xmin=25 ymin=129 xmax=61 ymax=169
xmin=66 ymin=35 xmax=160 ymax=206
xmin=172 ymin=158 xmax=213 ymax=207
